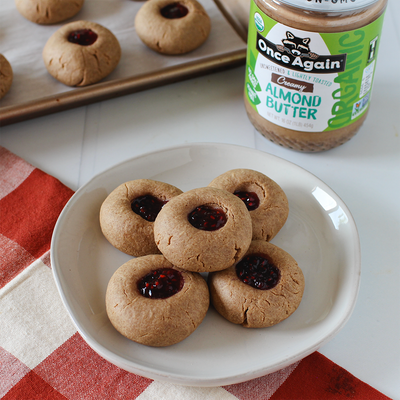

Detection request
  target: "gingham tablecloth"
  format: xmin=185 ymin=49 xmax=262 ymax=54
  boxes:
xmin=0 ymin=145 xmax=391 ymax=400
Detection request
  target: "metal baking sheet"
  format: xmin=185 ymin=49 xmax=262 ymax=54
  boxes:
xmin=214 ymin=0 xmax=250 ymax=42
xmin=0 ymin=0 xmax=248 ymax=126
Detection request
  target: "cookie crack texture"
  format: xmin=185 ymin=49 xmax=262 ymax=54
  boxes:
xmin=185 ymin=310 xmax=196 ymax=329
xmin=233 ymin=244 xmax=242 ymax=263
xmin=121 ymin=302 xmax=132 ymax=310
xmin=261 ymin=227 xmax=271 ymax=242
xmin=75 ymin=48 xmax=87 ymax=86
xmin=182 ymin=285 xmax=190 ymax=295
xmin=59 ymin=55 xmax=66 ymax=69
xmin=199 ymin=255 xmax=207 ymax=270
xmin=255 ymin=302 xmax=267 ymax=321
xmin=270 ymin=288 xmax=287 ymax=298
xmin=242 ymin=300 xmax=269 ymax=327
xmin=283 ymin=279 xmax=302 ymax=295
xmin=255 ymin=181 xmax=267 ymax=199
xmin=155 ymin=29 xmax=169 ymax=52
xmin=120 ymin=287 xmax=138 ymax=309
xmin=243 ymin=307 xmax=249 ymax=325
xmin=188 ymin=253 xmax=205 ymax=270
xmin=90 ymin=51 xmax=101 ymax=71
xmin=103 ymin=51 xmax=112 ymax=64
xmin=123 ymin=183 xmax=129 ymax=199
xmin=138 ymin=333 xmax=150 ymax=339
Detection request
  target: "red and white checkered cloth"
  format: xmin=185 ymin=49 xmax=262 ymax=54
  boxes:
xmin=0 ymin=145 xmax=391 ymax=400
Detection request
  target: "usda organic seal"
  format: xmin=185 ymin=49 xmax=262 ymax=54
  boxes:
xmin=254 ymin=12 xmax=264 ymax=32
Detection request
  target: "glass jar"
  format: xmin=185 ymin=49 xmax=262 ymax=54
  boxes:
xmin=244 ymin=0 xmax=387 ymax=151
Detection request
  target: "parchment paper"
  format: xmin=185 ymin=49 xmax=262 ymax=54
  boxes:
xmin=0 ymin=0 xmax=247 ymax=119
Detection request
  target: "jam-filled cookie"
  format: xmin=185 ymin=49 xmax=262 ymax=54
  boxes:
xmin=135 ymin=0 xmax=211 ymax=55
xmin=0 ymin=54 xmax=13 ymax=99
xmin=100 ymin=179 xmax=183 ymax=257
xmin=154 ymin=187 xmax=252 ymax=273
xmin=106 ymin=254 xmax=209 ymax=347
xmin=208 ymin=240 xmax=304 ymax=328
xmin=15 ymin=0 xmax=84 ymax=25
xmin=42 ymin=20 xmax=121 ymax=86
xmin=208 ymin=169 xmax=289 ymax=241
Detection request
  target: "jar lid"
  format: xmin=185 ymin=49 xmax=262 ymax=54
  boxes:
xmin=278 ymin=0 xmax=380 ymax=12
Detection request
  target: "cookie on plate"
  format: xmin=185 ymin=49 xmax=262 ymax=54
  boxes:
xmin=100 ymin=179 xmax=183 ymax=257
xmin=208 ymin=169 xmax=289 ymax=241
xmin=0 ymin=54 xmax=13 ymax=99
xmin=42 ymin=20 xmax=121 ymax=86
xmin=208 ymin=240 xmax=305 ymax=328
xmin=15 ymin=0 xmax=84 ymax=25
xmin=154 ymin=186 xmax=252 ymax=273
xmin=106 ymin=254 xmax=209 ymax=347
xmin=135 ymin=0 xmax=211 ymax=54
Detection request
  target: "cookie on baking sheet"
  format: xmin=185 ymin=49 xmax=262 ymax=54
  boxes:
xmin=208 ymin=169 xmax=289 ymax=241
xmin=100 ymin=179 xmax=183 ymax=257
xmin=208 ymin=240 xmax=304 ymax=328
xmin=106 ymin=254 xmax=209 ymax=347
xmin=0 ymin=54 xmax=13 ymax=100
xmin=15 ymin=0 xmax=84 ymax=25
xmin=42 ymin=20 xmax=121 ymax=87
xmin=154 ymin=186 xmax=252 ymax=273
xmin=135 ymin=0 xmax=211 ymax=55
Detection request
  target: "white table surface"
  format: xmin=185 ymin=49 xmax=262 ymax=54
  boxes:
xmin=1 ymin=1 xmax=399 ymax=399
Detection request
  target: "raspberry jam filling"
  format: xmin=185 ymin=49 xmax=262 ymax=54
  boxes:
xmin=67 ymin=29 xmax=98 ymax=46
xmin=236 ymin=254 xmax=280 ymax=290
xmin=131 ymin=195 xmax=167 ymax=222
xmin=188 ymin=205 xmax=227 ymax=231
xmin=161 ymin=2 xmax=189 ymax=19
xmin=137 ymin=268 xmax=184 ymax=299
xmin=234 ymin=190 xmax=260 ymax=211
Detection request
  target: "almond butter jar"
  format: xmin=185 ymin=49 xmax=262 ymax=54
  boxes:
xmin=244 ymin=0 xmax=387 ymax=151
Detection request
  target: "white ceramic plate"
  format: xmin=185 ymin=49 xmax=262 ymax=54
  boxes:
xmin=51 ymin=143 xmax=360 ymax=386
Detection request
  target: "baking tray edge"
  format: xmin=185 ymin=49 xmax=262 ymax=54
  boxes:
xmin=0 ymin=49 xmax=246 ymax=126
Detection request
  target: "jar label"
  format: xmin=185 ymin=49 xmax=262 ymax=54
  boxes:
xmin=245 ymin=1 xmax=385 ymax=132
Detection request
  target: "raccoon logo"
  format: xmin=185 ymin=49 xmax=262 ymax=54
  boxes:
xmin=276 ymin=32 xmax=319 ymax=60
xmin=255 ymin=31 xmax=346 ymax=73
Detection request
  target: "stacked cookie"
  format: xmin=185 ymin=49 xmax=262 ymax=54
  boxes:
xmin=207 ymin=169 xmax=304 ymax=329
xmin=100 ymin=169 xmax=305 ymax=347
